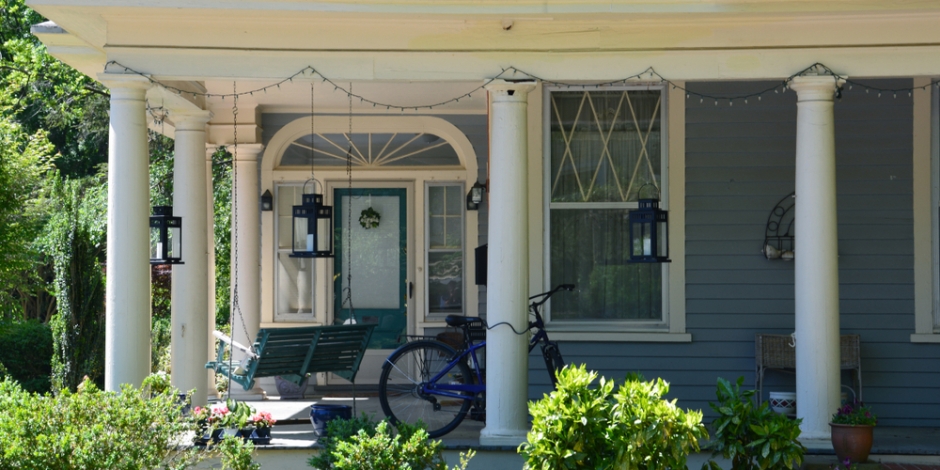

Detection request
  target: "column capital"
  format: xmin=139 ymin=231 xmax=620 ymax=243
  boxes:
xmin=789 ymin=75 xmax=846 ymax=102
xmin=232 ymin=143 xmax=264 ymax=162
xmin=172 ymin=110 xmax=213 ymax=132
xmin=97 ymin=73 xmax=152 ymax=91
xmin=485 ymin=80 xmax=537 ymax=100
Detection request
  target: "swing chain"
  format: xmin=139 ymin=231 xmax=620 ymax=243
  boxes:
xmin=230 ymin=82 xmax=256 ymax=364
xmin=342 ymin=83 xmax=356 ymax=323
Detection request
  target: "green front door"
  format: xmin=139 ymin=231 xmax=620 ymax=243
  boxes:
xmin=334 ymin=188 xmax=408 ymax=351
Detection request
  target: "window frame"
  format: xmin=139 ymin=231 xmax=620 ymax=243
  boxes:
xmin=424 ymin=181 xmax=467 ymax=321
xmin=273 ymin=182 xmax=320 ymax=323
xmin=541 ymin=84 xmax=677 ymax=335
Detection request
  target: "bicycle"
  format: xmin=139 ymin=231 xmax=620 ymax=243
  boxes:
xmin=377 ymin=284 xmax=574 ymax=438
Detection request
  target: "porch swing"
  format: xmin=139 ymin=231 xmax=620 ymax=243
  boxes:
xmin=206 ymin=79 xmax=375 ymax=394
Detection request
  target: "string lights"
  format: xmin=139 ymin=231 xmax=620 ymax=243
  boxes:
xmin=106 ymin=61 xmax=940 ymax=112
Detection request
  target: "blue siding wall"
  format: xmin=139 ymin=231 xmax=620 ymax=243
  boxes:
xmin=530 ymin=79 xmax=940 ymax=427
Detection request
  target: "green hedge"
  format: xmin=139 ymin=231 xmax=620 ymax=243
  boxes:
xmin=0 ymin=319 xmax=52 ymax=393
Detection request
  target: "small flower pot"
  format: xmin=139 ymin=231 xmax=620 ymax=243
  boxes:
xmin=251 ymin=427 xmax=272 ymax=445
xmin=830 ymin=423 xmax=874 ymax=464
xmin=769 ymin=391 xmax=796 ymax=417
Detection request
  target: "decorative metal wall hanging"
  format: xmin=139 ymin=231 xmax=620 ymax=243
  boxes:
xmin=762 ymin=192 xmax=795 ymax=260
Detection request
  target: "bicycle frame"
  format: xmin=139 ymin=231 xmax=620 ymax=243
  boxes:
xmin=420 ymin=284 xmax=572 ymax=400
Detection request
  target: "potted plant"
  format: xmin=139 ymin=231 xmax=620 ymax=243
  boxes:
xmin=141 ymin=371 xmax=171 ymax=397
xmin=702 ymin=377 xmax=806 ymax=470
xmin=830 ymin=400 xmax=877 ymax=464
xmin=192 ymin=404 xmax=226 ymax=445
xmin=249 ymin=410 xmax=276 ymax=444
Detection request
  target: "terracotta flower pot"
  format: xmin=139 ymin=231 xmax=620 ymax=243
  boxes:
xmin=830 ymin=423 xmax=874 ymax=463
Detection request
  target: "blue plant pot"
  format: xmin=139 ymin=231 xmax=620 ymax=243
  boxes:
xmin=310 ymin=404 xmax=352 ymax=438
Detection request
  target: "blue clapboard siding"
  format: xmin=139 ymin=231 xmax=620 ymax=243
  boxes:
xmin=529 ymin=79 xmax=940 ymax=427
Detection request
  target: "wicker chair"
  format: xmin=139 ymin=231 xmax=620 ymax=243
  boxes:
xmin=755 ymin=333 xmax=862 ymax=404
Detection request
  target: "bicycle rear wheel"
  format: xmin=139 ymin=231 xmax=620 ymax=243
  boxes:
xmin=378 ymin=340 xmax=475 ymax=438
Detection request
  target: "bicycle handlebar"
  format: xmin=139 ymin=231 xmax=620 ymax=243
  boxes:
xmin=528 ymin=284 xmax=576 ymax=308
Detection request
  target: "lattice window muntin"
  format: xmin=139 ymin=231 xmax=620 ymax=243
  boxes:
xmin=550 ymin=89 xmax=663 ymax=204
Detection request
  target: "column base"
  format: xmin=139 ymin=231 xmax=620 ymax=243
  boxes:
xmin=479 ymin=427 xmax=528 ymax=447
xmin=799 ymin=434 xmax=833 ymax=448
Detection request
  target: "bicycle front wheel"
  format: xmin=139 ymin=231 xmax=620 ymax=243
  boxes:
xmin=378 ymin=340 xmax=475 ymax=438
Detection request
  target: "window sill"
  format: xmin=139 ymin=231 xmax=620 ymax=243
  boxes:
xmin=549 ymin=331 xmax=692 ymax=343
xmin=910 ymin=333 xmax=940 ymax=343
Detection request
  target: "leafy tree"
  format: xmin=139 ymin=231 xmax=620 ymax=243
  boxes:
xmin=39 ymin=176 xmax=107 ymax=391
xmin=0 ymin=117 xmax=54 ymax=320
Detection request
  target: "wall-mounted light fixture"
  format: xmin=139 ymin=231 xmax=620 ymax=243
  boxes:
xmin=260 ymin=189 xmax=273 ymax=212
xmin=466 ymin=181 xmax=486 ymax=211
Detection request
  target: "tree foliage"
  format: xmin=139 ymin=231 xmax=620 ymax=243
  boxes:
xmin=38 ymin=176 xmax=107 ymax=391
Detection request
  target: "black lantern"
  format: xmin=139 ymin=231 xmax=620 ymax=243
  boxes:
xmin=466 ymin=181 xmax=486 ymax=211
xmin=150 ymin=205 xmax=183 ymax=265
xmin=290 ymin=188 xmax=334 ymax=258
xmin=260 ymin=189 xmax=273 ymax=212
xmin=628 ymin=198 xmax=670 ymax=263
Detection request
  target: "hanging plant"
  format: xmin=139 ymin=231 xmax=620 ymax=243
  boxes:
xmin=359 ymin=207 xmax=381 ymax=229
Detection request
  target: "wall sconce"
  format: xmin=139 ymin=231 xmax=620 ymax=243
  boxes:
xmin=260 ymin=189 xmax=273 ymax=212
xmin=150 ymin=205 xmax=183 ymax=265
xmin=466 ymin=181 xmax=486 ymax=211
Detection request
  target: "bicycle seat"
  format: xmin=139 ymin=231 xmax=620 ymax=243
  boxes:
xmin=445 ymin=315 xmax=483 ymax=327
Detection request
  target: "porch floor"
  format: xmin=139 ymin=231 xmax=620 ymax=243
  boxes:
xmin=219 ymin=392 xmax=940 ymax=469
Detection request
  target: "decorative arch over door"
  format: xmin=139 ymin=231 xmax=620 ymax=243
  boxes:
xmin=262 ymin=115 xmax=478 ymax=174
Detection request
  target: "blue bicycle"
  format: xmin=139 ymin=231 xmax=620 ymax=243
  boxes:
xmin=378 ymin=284 xmax=574 ymax=438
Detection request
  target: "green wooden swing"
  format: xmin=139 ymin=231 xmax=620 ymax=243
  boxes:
xmin=206 ymin=324 xmax=374 ymax=391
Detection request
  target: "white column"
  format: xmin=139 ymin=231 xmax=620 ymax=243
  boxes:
xmin=230 ymin=143 xmax=264 ymax=398
xmin=98 ymin=74 xmax=152 ymax=391
xmin=206 ymin=146 xmax=218 ymax=397
xmin=790 ymin=75 xmax=844 ymax=440
xmin=170 ymin=111 xmax=213 ymax=407
xmin=480 ymin=80 xmax=537 ymax=447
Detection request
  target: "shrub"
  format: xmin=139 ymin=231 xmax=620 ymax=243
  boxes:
xmin=308 ymin=413 xmax=380 ymax=469
xmin=217 ymin=435 xmax=261 ymax=470
xmin=0 ymin=319 xmax=52 ymax=393
xmin=520 ymin=365 xmax=707 ymax=470
xmin=308 ymin=415 xmax=473 ymax=470
xmin=330 ymin=420 xmax=473 ymax=470
xmin=702 ymin=377 xmax=806 ymax=470
xmin=0 ymin=376 xmax=205 ymax=469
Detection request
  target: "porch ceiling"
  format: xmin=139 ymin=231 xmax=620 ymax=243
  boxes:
xmin=28 ymin=0 xmax=940 ymax=87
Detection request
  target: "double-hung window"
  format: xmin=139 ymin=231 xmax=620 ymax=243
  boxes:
xmin=545 ymin=86 xmax=667 ymax=329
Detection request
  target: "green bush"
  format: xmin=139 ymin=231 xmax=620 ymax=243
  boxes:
xmin=0 ymin=319 xmax=52 ymax=393
xmin=217 ymin=434 xmax=261 ymax=470
xmin=0 ymin=376 xmax=205 ymax=469
xmin=330 ymin=420 xmax=473 ymax=470
xmin=308 ymin=413 xmax=380 ymax=469
xmin=308 ymin=415 xmax=473 ymax=470
xmin=520 ymin=365 xmax=707 ymax=470
xmin=0 ymin=360 xmax=8 ymax=379
xmin=702 ymin=377 xmax=806 ymax=470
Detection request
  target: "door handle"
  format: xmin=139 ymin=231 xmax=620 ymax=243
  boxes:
xmin=409 ymin=282 xmax=414 ymax=299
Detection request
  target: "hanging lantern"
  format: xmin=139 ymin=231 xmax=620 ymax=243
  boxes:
xmin=628 ymin=198 xmax=670 ymax=263
xmin=150 ymin=205 xmax=183 ymax=265
xmin=290 ymin=184 xmax=334 ymax=258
